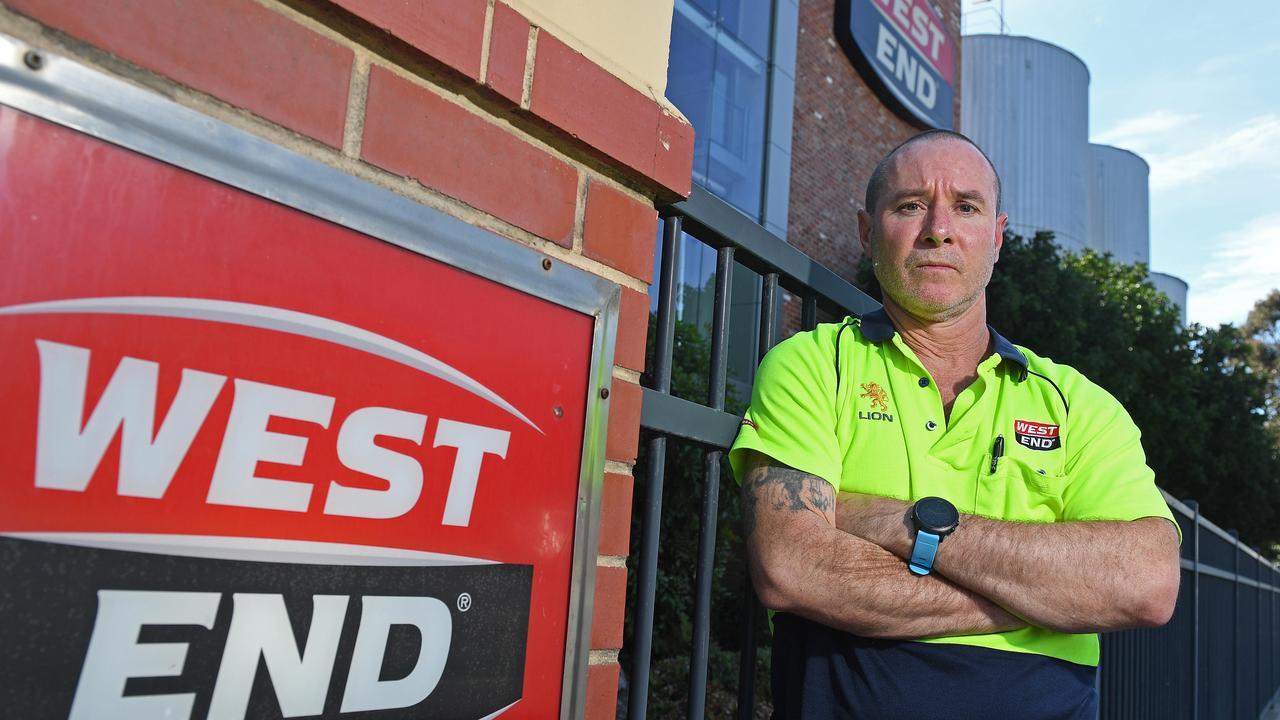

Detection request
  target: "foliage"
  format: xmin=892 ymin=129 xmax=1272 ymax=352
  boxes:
xmin=1244 ymin=289 xmax=1280 ymax=434
xmin=859 ymin=231 xmax=1280 ymax=548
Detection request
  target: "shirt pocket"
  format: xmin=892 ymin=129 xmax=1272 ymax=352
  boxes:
xmin=974 ymin=454 xmax=1068 ymax=523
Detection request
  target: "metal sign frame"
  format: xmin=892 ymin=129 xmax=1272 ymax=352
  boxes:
xmin=0 ymin=32 xmax=616 ymax=720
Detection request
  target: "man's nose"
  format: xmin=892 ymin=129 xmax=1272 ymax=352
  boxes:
xmin=921 ymin=205 xmax=951 ymax=246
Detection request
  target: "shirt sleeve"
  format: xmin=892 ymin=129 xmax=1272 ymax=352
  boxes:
xmin=1060 ymin=380 xmax=1180 ymax=541
xmin=728 ymin=328 xmax=841 ymax=492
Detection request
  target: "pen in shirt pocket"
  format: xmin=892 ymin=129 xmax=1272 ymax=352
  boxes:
xmin=989 ymin=434 xmax=1004 ymax=474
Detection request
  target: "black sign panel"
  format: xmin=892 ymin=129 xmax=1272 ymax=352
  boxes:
xmin=0 ymin=536 xmax=531 ymax=719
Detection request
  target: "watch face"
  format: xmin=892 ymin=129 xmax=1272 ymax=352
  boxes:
xmin=914 ymin=497 xmax=959 ymax=533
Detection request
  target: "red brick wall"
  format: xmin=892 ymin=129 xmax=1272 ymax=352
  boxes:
xmin=0 ymin=1 xmax=692 ymax=717
xmin=788 ymin=0 xmax=962 ymax=284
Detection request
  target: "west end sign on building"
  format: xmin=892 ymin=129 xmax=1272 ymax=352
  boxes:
xmin=836 ymin=0 xmax=956 ymax=129
xmin=0 ymin=35 xmax=615 ymax=719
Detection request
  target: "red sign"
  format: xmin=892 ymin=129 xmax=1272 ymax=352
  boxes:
xmin=835 ymin=0 xmax=956 ymax=129
xmin=1014 ymin=420 xmax=1059 ymax=438
xmin=0 ymin=108 xmax=595 ymax=718
xmin=869 ymin=0 xmax=954 ymax=84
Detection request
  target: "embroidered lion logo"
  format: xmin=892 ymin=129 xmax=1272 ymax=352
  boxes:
xmin=860 ymin=382 xmax=889 ymax=411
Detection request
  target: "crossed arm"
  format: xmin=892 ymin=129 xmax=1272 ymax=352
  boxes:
xmin=741 ymin=450 xmax=1182 ymax=639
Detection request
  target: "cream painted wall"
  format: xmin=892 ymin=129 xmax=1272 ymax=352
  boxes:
xmin=508 ymin=0 xmax=676 ymax=105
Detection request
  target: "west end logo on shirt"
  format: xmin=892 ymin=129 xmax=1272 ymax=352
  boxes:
xmin=858 ymin=382 xmax=894 ymax=422
xmin=1014 ymin=419 xmax=1060 ymax=450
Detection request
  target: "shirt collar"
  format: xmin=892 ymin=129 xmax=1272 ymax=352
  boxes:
xmin=857 ymin=307 xmax=1029 ymax=370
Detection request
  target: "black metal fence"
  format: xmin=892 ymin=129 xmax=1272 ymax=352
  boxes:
xmin=1100 ymin=494 xmax=1280 ymax=719
xmin=626 ymin=186 xmax=1280 ymax=719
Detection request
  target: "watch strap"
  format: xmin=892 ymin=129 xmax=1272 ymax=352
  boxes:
xmin=909 ymin=530 xmax=941 ymax=576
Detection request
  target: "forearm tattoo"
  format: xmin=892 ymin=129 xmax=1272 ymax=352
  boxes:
xmin=742 ymin=464 xmax=834 ymax=538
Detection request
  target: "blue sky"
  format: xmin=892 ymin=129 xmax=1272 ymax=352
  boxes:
xmin=961 ymin=0 xmax=1280 ymax=328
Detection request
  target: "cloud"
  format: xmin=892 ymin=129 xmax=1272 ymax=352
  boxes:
xmin=1093 ymin=110 xmax=1199 ymax=151
xmin=1187 ymin=212 xmax=1280 ymax=327
xmin=1147 ymin=115 xmax=1280 ymax=191
xmin=1194 ymin=42 xmax=1280 ymax=76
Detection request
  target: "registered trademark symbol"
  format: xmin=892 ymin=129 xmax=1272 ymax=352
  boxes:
xmin=457 ymin=593 xmax=472 ymax=612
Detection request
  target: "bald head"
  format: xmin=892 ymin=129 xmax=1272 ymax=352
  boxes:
xmin=864 ymin=130 xmax=1002 ymax=216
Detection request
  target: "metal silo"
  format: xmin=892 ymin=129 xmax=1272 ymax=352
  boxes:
xmin=1088 ymin=144 xmax=1150 ymax=265
xmin=1148 ymin=271 xmax=1189 ymax=325
xmin=961 ymin=35 xmax=1090 ymax=253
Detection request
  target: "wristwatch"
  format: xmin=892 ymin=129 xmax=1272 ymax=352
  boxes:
xmin=908 ymin=497 xmax=960 ymax=576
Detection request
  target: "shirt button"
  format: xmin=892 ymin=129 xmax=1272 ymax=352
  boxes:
xmin=918 ymin=377 xmax=930 ymax=388
xmin=925 ymin=420 xmax=938 ymax=431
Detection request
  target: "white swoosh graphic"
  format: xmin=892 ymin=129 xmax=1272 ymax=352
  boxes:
xmin=0 ymin=296 xmax=541 ymax=432
xmin=3 ymin=532 xmax=500 ymax=566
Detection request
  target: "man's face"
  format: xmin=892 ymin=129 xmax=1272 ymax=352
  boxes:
xmin=858 ymin=138 xmax=1007 ymax=321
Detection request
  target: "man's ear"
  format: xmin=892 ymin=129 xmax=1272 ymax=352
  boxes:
xmin=858 ymin=209 xmax=874 ymax=257
xmin=993 ymin=211 xmax=1008 ymax=260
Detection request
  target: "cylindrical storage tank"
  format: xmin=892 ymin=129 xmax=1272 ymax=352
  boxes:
xmin=962 ymin=35 xmax=1090 ymax=253
xmin=1148 ymin=271 xmax=1188 ymax=326
xmin=1089 ymin=144 xmax=1150 ymax=266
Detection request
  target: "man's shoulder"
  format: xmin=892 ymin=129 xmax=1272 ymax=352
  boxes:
xmin=753 ymin=317 xmax=889 ymax=391
xmin=1016 ymin=345 xmax=1126 ymax=413
xmin=762 ymin=318 xmax=861 ymax=362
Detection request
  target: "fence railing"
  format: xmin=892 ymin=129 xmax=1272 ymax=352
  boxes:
xmin=1101 ymin=493 xmax=1280 ymax=719
xmin=628 ymin=186 xmax=1280 ymax=719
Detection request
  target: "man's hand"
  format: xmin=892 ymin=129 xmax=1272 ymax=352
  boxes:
xmin=741 ymin=451 xmax=1025 ymax=640
xmin=836 ymin=492 xmax=1182 ymax=633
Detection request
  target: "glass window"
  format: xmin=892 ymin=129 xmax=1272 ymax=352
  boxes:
xmin=716 ymin=0 xmax=773 ymax=58
xmin=666 ymin=0 xmax=771 ymax=219
xmin=655 ymin=0 xmax=775 ymax=405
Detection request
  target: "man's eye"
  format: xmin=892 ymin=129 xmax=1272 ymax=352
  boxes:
xmin=899 ymin=201 xmax=925 ymax=212
xmin=957 ymin=203 xmax=978 ymax=213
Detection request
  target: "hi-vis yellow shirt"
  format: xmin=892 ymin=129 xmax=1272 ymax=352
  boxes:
xmin=728 ymin=308 xmax=1177 ymax=667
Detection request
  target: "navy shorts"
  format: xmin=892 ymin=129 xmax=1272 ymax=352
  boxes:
xmin=770 ymin=613 xmax=1098 ymax=720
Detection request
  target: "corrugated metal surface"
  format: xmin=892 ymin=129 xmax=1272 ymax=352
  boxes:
xmin=961 ymin=35 xmax=1090 ymax=253
xmin=1089 ymin=143 xmax=1150 ymax=265
xmin=1149 ymin=271 xmax=1189 ymax=325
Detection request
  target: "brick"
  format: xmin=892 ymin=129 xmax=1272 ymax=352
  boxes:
xmin=7 ymin=0 xmax=352 ymax=147
xmin=485 ymin=2 xmax=529 ymax=105
xmin=655 ymin=110 xmax=695 ymax=197
xmin=330 ymin=0 xmax=486 ymax=80
xmin=585 ymin=662 xmax=621 ymax=720
xmin=598 ymin=472 xmax=634 ymax=557
xmin=590 ymin=565 xmax=628 ymax=649
xmin=583 ymin=181 xmax=658 ymax=283
xmin=531 ymin=32 xmax=694 ymax=196
xmin=605 ymin=379 xmax=642 ymax=464
xmin=362 ymin=66 xmax=577 ymax=244
xmin=615 ymin=286 xmax=650 ymax=373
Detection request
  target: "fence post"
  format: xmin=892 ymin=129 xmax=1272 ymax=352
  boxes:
xmin=1188 ymin=499 xmax=1200 ymax=720
xmin=1230 ymin=528 xmax=1241 ymax=720
xmin=686 ymin=246 xmax=734 ymax=720
xmin=627 ymin=216 xmax=681 ymax=720
xmin=736 ymin=272 xmax=781 ymax=720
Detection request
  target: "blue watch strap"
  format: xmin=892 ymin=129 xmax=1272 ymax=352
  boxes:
xmin=909 ymin=530 xmax=941 ymax=576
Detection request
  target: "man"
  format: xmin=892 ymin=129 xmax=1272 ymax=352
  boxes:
xmin=728 ymin=130 xmax=1181 ymax=719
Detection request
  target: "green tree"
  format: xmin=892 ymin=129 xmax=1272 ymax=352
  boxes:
xmin=1244 ymin=289 xmax=1280 ymax=433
